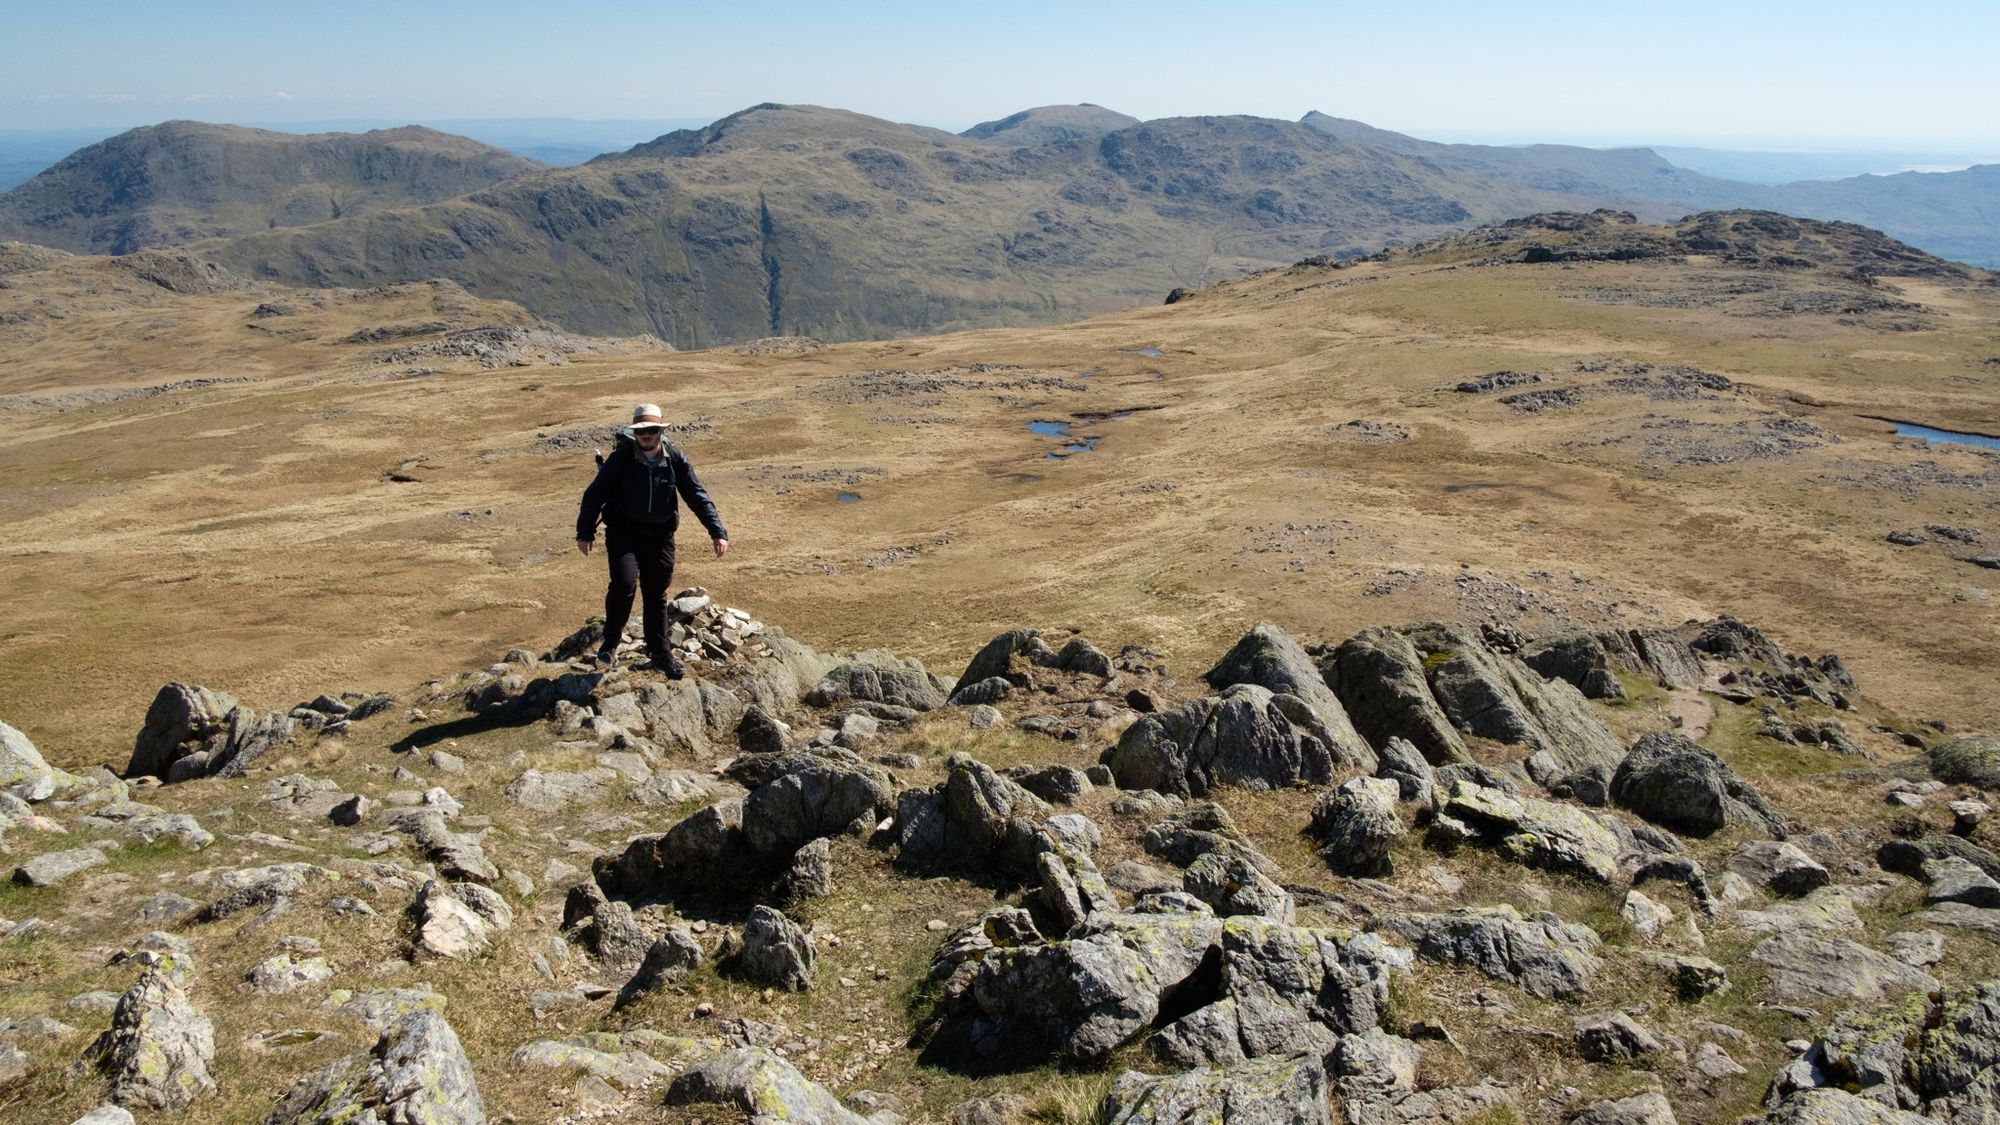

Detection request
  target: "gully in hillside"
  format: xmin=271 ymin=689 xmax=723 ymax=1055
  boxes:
xmin=575 ymin=403 xmax=730 ymax=677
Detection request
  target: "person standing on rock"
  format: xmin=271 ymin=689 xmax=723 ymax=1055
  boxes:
xmin=576 ymin=404 xmax=729 ymax=677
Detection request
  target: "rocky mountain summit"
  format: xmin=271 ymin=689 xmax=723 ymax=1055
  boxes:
xmin=5 ymin=591 xmax=1999 ymax=1123
xmin=0 ymin=121 xmax=544 ymax=255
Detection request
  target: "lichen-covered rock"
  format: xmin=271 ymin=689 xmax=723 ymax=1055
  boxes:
xmin=1572 ymin=1091 xmax=1677 ymax=1125
xmin=778 ymin=836 xmax=835 ymax=903
xmin=1929 ymin=738 xmax=2000 ymax=791
xmin=666 ymin=1045 xmax=866 ymax=1123
xmin=128 ymin=682 xmax=292 ymax=781
xmin=1770 ymin=980 xmax=2000 ymax=1120
xmin=1371 ymin=904 xmax=1602 ymax=998
xmin=1183 ymin=850 xmax=1295 ymax=921
xmin=1374 ymin=736 xmax=1437 ymax=803
xmin=1760 ymin=1089 xmax=1932 ymax=1125
xmin=1110 ymin=683 xmax=1337 ymax=797
xmin=1405 ymin=622 xmax=1627 ymax=777
xmin=14 ymin=845 xmax=107 ymax=887
xmin=411 ymin=879 xmax=510 ymax=959
xmin=1612 ymin=731 xmax=1787 ymax=839
xmin=82 ymin=959 xmax=216 ymax=1111
xmin=1102 ymin=1052 xmax=1332 ymax=1125
xmin=513 ymin=1033 xmax=673 ymax=1093
xmin=1573 ymin=1011 xmax=1664 ymax=1061
xmin=1205 ymin=622 xmax=1375 ymax=770
xmin=0 ymin=719 xmax=61 ymax=798
xmin=1434 ymin=780 xmax=1628 ymax=882
xmin=1308 ymin=776 xmax=1404 ymax=876
xmin=502 ymin=767 xmax=615 ymax=812
xmin=598 ymin=798 xmax=751 ymax=897
xmin=1629 ymin=627 xmax=1705 ymax=689
xmin=263 ymin=1008 xmax=483 ymax=1125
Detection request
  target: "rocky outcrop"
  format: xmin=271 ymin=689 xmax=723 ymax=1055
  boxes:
xmin=81 ymin=955 xmax=216 ymax=1111
xmin=127 ymin=682 xmax=293 ymax=782
xmin=1325 ymin=622 xmax=1625 ymax=780
xmin=1151 ymin=916 xmax=1398 ymax=1068
xmin=896 ymin=754 xmax=1054 ymax=875
xmin=1205 ymin=622 xmax=1375 ymax=770
xmin=739 ymin=752 xmax=893 ymax=857
xmin=1183 ymin=851 xmax=1294 ymax=921
xmin=1322 ymin=627 xmax=1469 ymax=765
xmin=1109 ymin=684 xmax=1338 ymax=797
xmin=1102 ymin=1052 xmax=1332 ymax=1125
xmin=949 ymin=906 xmax=1225 ymax=1064
xmin=1521 ymin=634 xmax=1626 ymax=700
xmin=1371 ymin=905 xmax=1602 ymax=998
xmin=263 ymin=1009 xmax=483 ymax=1125
xmin=1611 ymin=731 xmax=1787 ymax=838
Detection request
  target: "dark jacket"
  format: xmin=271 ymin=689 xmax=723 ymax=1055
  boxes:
xmin=576 ymin=440 xmax=727 ymax=543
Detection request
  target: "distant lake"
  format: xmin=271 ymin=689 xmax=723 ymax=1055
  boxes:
xmin=1887 ymin=420 xmax=2000 ymax=451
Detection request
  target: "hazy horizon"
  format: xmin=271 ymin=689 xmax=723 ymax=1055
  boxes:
xmin=7 ymin=0 xmax=1997 ymax=152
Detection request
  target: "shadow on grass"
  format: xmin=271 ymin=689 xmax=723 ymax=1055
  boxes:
xmin=390 ymin=706 xmax=546 ymax=753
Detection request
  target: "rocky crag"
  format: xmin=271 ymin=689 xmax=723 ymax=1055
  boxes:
xmin=4 ymin=596 xmax=2000 ymax=1123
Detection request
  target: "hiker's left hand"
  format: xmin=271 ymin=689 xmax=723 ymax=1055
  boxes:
xmin=713 ymin=538 xmax=730 ymax=559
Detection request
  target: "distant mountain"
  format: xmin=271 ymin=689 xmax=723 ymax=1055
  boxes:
xmin=1299 ymin=111 xmax=1754 ymax=206
xmin=1762 ymin=164 xmax=2000 ymax=269
xmin=0 ymin=121 xmax=544 ymax=254
xmin=185 ymin=103 xmax=1695 ymax=347
xmin=1299 ymin=113 xmax=2000 ymax=267
xmin=961 ymin=104 xmax=1140 ymax=145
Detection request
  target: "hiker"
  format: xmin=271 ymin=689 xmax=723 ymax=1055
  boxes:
xmin=575 ymin=404 xmax=729 ymax=676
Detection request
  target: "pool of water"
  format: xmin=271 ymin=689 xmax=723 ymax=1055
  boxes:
xmin=1129 ymin=347 xmax=1165 ymax=357
xmin=1046 ymin=437 xmax=1102 ymax=459
xmin=1028 ymin=420 xmax=1072 ymax=438
xmin=1888 ymin=420 xmax=2000 ymax=450
xmin=836 ymin=492 xmax=862 ymax=503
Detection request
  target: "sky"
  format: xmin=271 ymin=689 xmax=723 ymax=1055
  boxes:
xmin=6 ymin=0 xmax=1997 ymax=152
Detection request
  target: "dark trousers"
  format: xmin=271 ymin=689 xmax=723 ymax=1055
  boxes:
xmin=603 ymin=524 xmax=676 ymax=656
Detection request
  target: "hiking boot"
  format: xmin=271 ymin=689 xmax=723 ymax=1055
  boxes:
xmin=647 ymin=649 xmax=686 ymax=679
xmin=593 ymin=646 xmax=617 ymax=668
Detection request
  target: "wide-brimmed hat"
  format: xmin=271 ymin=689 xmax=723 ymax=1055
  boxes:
xmin=629 ymin=403 xmax=666 ymax=431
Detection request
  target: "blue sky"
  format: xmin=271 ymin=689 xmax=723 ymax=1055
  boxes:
xmin=7 ymin=0 xmax=1997 ymax=151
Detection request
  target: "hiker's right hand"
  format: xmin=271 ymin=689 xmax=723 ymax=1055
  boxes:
xmin=576 ymin=539 xmax=593 ymax=556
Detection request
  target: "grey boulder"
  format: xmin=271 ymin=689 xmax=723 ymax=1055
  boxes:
xmin=731 ymin=905 xmax=815 ymax=991
xmin=665 ymin=1045 xmax=865 ymax=1124
xmin=1928 ymin=737 xmax=2000 ymax=790
xmin=1371 ymin=905 xmax=1602 ymax=999
xmin=1308 ymin=776 xmax=1404 ymax=876
xmin=1611 ymin=731 xmax=1787 ymax=838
